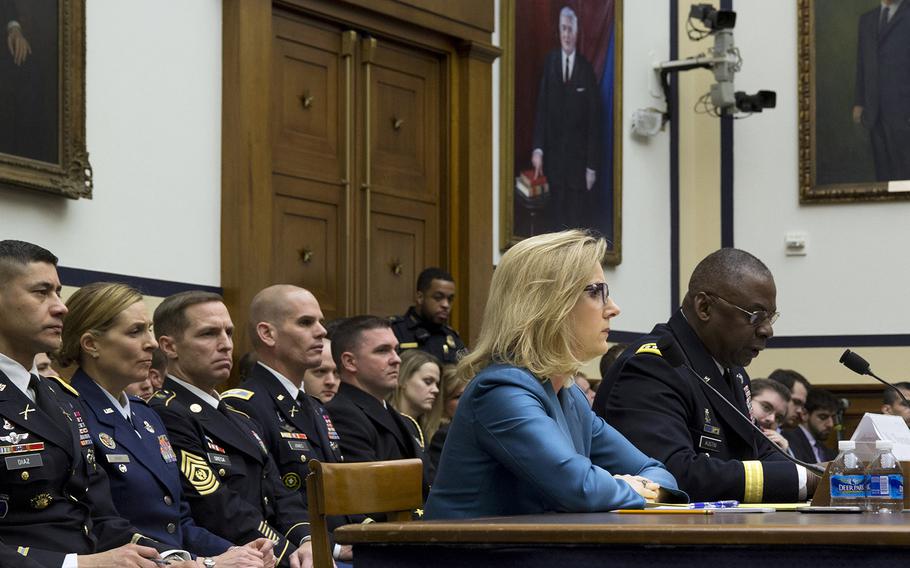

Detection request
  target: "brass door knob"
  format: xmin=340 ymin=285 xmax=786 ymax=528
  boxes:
xmin=299 ymin=248 xmax=313 ymax=264
xmin=301 ymin=91 xmax=314 ymax=109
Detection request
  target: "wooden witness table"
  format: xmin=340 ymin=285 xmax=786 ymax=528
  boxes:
xmin=334 ymin=511 xmax=910 ymax=567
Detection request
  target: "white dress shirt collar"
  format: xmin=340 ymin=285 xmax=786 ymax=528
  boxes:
xmin=257 ymin=362 xmax=304 ymax=399
xmin=169 ymin=374 xmax=221 ymax=409
xmin=0 ymin=352 xmax=38 ymax=399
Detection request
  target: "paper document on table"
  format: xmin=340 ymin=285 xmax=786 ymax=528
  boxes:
xmin=851 ymin=413 xmax=910 ymax=460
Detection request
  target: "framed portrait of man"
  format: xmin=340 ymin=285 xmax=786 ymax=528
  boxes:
xmin=0 ymin=0 xmax=91 ymax=199
xmin=500 ymin=0 xmax=623 ymax=264
xmin=799 ymin=0 xmax=910 ymax=203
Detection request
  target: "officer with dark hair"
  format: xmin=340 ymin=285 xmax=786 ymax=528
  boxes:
xmin=0 ymin=240 xmax=180 ymax=568
xmin=390 ymin=267 xmax=465 ymax=364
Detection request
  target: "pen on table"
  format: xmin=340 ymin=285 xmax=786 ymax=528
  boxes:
xmin=687 ymin=500 xmax=739 ymax=509
xmin=614 ymin=509 xmax=713 ymax=514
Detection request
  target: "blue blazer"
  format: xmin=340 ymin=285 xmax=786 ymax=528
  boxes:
xmin=425 ymin=365 xmax=681 ymax=519
xmin=72 ymin=369 xmax=232 ymax=556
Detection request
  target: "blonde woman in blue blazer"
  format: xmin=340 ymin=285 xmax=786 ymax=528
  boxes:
xmin=425 ymin=230 xmax=683 ymax=519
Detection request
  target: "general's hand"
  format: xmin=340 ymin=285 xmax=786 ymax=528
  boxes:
xmin=762 ymin=429 xmax=789 ymax=452
xmin=7 ymin=26 xmax=31 ymax=65
xmin=852 ymin=105 xmax=864 ymax=125
xmin=244 ymin=538 xmax=275 ymax=568
xmin=288 ymin=541 xmax=318 ymax=568
xmin=614 ymin=474 xmax=660 ymax=501
xmin=585 ymin=168 xmax=596 ymax=191
xmin=531 ymin=151 xmax=543 ymax=178
xmin=76 ymin=543 xmax=160 ymax=568
xmin=210 ymin=544 xmax=265 ymax=568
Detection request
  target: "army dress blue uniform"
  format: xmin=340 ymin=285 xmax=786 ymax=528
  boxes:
xmin=593 ymin=310 xmax=801 ymax=503
xmin=221 ymin=363 xmax=343 ymax=489
xmin=222 ymin=362 xmax=350 ymax=531
xmin=0 ymin=361 xmax=162 ymax=567
xmin=150 ymin=376 xmax=311 ymax=568
xmin=390 ymin=306 xmax=465 ymax=364
xmin=71 ymin=369 xmax=232 ymax=556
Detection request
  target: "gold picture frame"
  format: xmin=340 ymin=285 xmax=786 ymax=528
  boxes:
xmin=798 ymin=0 xmax=910 ymax=203
xmin=499 ymin=0 xmax=622 ymax=264
xmin=0 ymin=0 xmax=92 ymax=199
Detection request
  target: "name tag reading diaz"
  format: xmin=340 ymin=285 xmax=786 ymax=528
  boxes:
xmin=5 ymin=453 xmax=43 ymax=470
xmin=698 ymin=435 xmax=722 ymax=453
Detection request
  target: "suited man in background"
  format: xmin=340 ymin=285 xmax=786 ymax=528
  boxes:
xmin=594 ymin=248 xmax=818 ymax=503
xmin=531 ymin=5 xmax=601 ymax=230
xmin=783 ymin=388 xmax=838 ymax=464
xmin=326 ymin=316 xmax=434 ymax=499
xmin=853 ymin=0 xmax=910 ymax=181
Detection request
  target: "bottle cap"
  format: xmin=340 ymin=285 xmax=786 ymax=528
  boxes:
xmin=875 ymin=440 xmax=894 ymax=450
xmin=838 ymin=440 xmax=856 ymax=451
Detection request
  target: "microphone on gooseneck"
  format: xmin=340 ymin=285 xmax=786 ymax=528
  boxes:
xmin=656 ymin=335 xmax=826 ymax=476
xmin=839 ymin=350 xmax=909 ymax=405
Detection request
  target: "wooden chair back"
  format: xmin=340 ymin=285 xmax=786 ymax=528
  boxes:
xmin=306 ymin=458 xmax=423 ymax=567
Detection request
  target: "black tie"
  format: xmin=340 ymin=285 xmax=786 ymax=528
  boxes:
xmin=880 ymin=7 xmax=889 ymax=31
xmin=564 ymin=56 xmax=569 ymax=83
xmin=30 ymin=375 xmax=69 ymax=432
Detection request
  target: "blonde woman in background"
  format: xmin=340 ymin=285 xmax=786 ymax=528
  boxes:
xmin=391 ymin=349 xmax=443 ymax=452
xmin=424 ymin=230 xmax=683 ymax=519
xmin=427 ymin=364 xmax=470 ymax=470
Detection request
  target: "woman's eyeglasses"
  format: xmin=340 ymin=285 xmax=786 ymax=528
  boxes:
xmin=583 ymin=282 xmax=609 ymax=305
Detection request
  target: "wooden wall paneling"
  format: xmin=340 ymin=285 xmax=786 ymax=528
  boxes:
xmin=281 ymin=0 xmax=492 ymax=46
xmin=369 ymin=192 xmax=438 ymax=316
xmin=370 ymin=41 xmax=440 ymax=203
xmin=452 ymin=41 xmax=500 ymax=344
xmin=272 ymin=185 xmax=345 ymax=319
xmin=222 ymin=0 xmax=275 ymax=386
xmin=271 ymin=14 xmax=345 ymax=182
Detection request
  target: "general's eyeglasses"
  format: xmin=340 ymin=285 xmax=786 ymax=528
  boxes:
xmin=704 ymin=292 xmax=779 ymax=326
xmin=583 ymin=282 xmax=610 ymax=305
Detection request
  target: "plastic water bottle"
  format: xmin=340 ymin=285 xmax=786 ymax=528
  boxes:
xmin=866 ymin=440 xmax=904 ymax=514
xmin=829 ymin=440 xmax=867 ymax=507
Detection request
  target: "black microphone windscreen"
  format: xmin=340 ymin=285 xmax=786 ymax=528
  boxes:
xmin=839 ymin=349 xmax=871 ymax=375
xmin=656 ymin=335 xmax=685 ymax=368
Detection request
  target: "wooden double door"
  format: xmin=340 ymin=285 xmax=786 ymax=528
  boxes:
xmin=269 ymin=12 xmax=445 ymax=320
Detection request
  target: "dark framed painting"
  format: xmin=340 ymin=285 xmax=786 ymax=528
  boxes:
xmin=0 ymin=0 xmax=91 ymax=199
xmin=799 ymin=0 xmax=910 ymax=203
xmin=499 ymin=0 xmax=622 ymax=264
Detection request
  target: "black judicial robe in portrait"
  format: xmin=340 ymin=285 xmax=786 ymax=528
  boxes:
xmin=594 ymin=310 xmax=800 ymax=503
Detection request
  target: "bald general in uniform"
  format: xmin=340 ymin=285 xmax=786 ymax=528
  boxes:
xmin=594 ymin=248 xmax=819 ymax=502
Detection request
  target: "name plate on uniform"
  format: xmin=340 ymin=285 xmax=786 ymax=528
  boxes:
xmin=207 ymin=453 xmax=231 ymax=467
xmin=698 ymin=435 xmax=721 ymax=453
xmin=106 ymin=454 xmax=131 ymax=464
xmin=5 ymin=453 xmax=43 ymax=470
xmin=288 ymin=440 xmax=311 ymax=452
